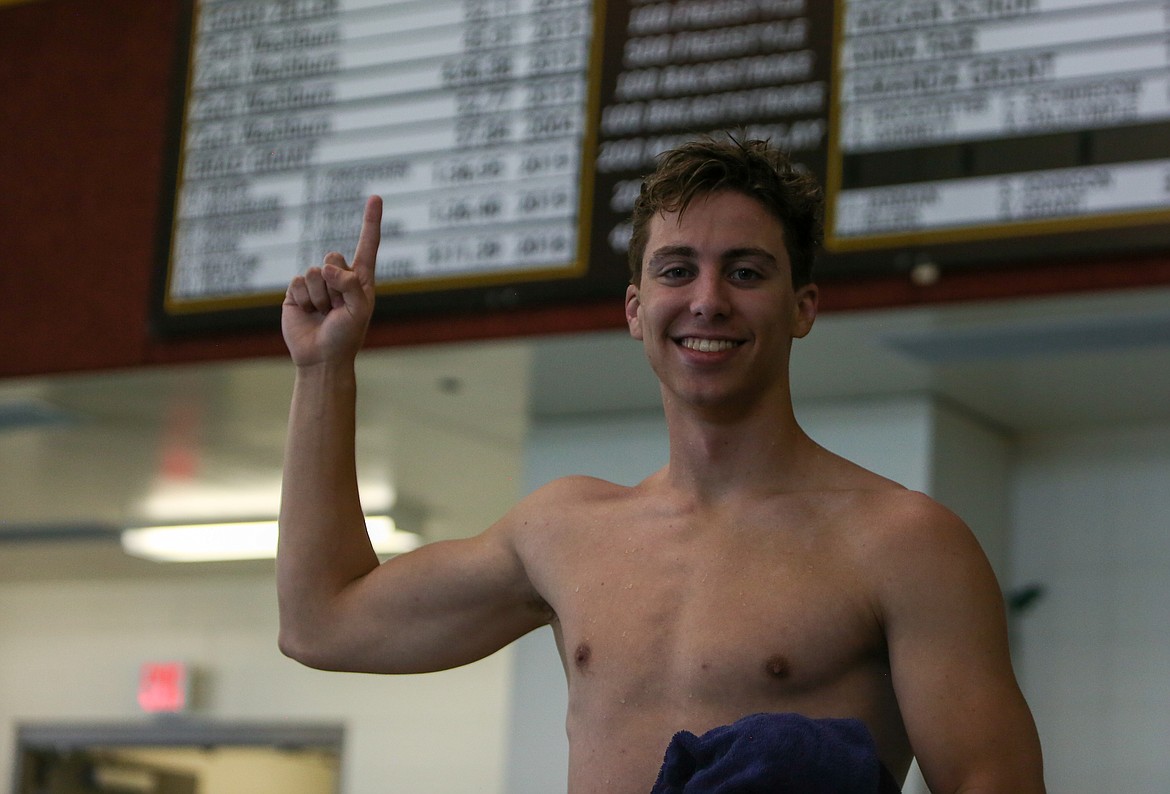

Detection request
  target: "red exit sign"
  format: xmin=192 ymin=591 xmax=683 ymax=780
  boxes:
xmin=137 ymin=661 xmax=190 ymax=713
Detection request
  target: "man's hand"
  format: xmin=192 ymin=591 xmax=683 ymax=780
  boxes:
xmin=282 ymin=195 xmax=382 ymax=367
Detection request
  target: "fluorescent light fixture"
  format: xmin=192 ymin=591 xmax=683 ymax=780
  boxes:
xmin=121 ymin=516 xmax=421 ymax=563
xmin=136 ymin=479 xmax=395 ymax=523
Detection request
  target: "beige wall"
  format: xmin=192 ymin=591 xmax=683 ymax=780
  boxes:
xmin=0 ymin=573 xmax=513 ymax=793
xmin=1011 ymin=421 xmax=1170 ymax=792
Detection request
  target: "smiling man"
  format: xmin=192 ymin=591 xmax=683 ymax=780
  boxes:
xmin=278 ymin=136 xmax=1046 ymax=792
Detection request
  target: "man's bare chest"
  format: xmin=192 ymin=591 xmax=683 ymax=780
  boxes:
xmin=536 ymin=510 xmax=886 ymax=709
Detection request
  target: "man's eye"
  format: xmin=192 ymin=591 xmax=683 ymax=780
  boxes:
xmin=730 ymin=267 xmax=760 ymax=280
xmin=663 ymin=266 xmax=691 ymax=278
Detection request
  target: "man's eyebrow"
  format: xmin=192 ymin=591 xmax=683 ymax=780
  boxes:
xmin=646 ymin=246 xmax=697 ymax=267
xmin=646 ymin=246 xmax=781 ymax=271
xmin=721 ymin=247 xmax=778 ymax=267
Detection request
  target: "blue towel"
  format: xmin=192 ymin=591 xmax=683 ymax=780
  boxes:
xmin=650 ymin=712 xmax=902 ymax=793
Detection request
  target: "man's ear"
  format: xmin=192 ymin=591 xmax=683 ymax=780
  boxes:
xmin=791 ymin=282 xmax=818 ymax=339
xmin=625 ymin=283 xmax=643 ymax=340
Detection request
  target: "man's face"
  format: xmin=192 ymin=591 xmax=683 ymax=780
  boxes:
xmin=624 ymin=190 xmax=818 ymax=410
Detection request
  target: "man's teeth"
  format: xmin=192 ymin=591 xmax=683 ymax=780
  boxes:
xmin=681 ymin=338 xmax=738 ymax=352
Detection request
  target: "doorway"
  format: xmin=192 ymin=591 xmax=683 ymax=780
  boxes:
xmin=13 ymin=721 xmax=343 ymax=794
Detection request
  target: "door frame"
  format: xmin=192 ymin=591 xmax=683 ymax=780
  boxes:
xmin=13 ymin=720 xmax=346 ymax=793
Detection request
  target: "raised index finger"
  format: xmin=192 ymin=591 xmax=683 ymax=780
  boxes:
xmin=352 ymin=195 xmax=383 ymax=285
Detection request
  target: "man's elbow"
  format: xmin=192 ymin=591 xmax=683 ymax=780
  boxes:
xmin=278 ymin=623 xmax=343 ymax=671
xmin=944 ymin=758 xmax=1046 ymax=794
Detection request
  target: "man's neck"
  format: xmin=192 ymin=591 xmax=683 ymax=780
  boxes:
xmin=659 ymin=394 xmax=819 ymax=504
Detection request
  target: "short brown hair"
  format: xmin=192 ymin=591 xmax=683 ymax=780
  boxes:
xmin=627 ymin=135 xmax=823 ymax=288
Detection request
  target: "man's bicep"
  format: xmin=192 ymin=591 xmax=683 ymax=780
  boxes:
xmin=881 ymin=512 xmax=1045 ymax=792
xmin=300 ymin=519 xmax=549 ymax=675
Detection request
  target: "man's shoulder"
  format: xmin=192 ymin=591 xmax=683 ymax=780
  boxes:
xmin=503 ymin=474 xmax=648 ymax=534
xmin=525 ymin=473 xmax=640 ymax=506
xmin=845 ymin=484 xmax=953 ymax=517
xmin=809 ymin=448 xmax=963 ymax=536
xmin=840 ymin=487 xmax=968 ymax=544
xmin=500 ymin=475 xmax=655 ymax=585
xmin=834 ymin=487 xmax=988 ymax=590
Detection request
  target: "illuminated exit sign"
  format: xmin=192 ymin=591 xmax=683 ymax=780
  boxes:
xmin=137 ymin=661 xmax=191 ymax=714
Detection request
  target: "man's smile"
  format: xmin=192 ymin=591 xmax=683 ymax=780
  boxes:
xmin=677 ymin=337 xmax=744 ymax=353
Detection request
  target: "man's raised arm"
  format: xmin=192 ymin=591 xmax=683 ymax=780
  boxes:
xmin=277 ymin=196 xmax=548 ymax=675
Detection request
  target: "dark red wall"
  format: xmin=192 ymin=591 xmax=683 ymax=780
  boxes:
xmin=1 ymin=0 xmax=188 ymax=375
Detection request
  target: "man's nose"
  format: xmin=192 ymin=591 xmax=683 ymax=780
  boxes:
xmin=690 ymin=270 xmax=731 ymax=318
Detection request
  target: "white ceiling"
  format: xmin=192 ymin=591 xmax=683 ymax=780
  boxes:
xmin=3 ymin=285 xmax=1170 ymax=579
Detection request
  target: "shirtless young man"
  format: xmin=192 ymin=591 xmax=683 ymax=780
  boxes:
xmin=279 ymin=137 xmax=1045 ymax=792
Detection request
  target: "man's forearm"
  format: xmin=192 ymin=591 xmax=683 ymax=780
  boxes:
xmin=277 ymin=361 xmax=380 ymax=660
